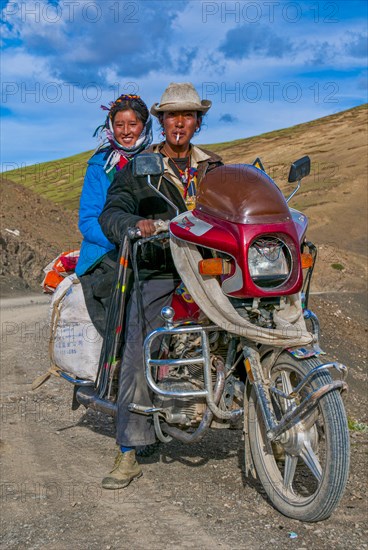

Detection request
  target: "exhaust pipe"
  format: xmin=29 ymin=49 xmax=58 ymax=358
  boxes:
xmin=76 ymin=386 xmax=117 ymax=417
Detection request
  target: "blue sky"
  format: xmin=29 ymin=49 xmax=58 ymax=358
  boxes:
xmin=1 ymin=0 xmax=367 ymax=168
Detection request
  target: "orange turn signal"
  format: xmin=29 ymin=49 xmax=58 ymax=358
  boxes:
xmin=301 ymin=253 xmax=314 ymax=269
xmin=198 ymin=258 xmax=233 ymax=276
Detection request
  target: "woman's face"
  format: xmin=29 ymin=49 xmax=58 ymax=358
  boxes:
xmin=112 ymin=109 xmax=144 ymax=147
xmin=163 ymin=111 xmax=200 ymax=149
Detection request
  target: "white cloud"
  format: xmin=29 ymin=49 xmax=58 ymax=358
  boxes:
xmin=1 ymin=0 xmax=367 ymax=166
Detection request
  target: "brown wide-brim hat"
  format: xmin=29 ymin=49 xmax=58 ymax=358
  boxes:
xmin=151 ymin=82 xmax=212 ymax=117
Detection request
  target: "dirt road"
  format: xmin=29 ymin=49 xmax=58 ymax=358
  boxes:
xmin=1 ymin=293 xmax=367 ymax=549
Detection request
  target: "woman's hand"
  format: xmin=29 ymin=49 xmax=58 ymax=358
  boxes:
xmin=136 ymin=219 xmax=156 ymax=238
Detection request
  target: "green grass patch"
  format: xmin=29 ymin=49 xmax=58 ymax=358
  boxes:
xmin=331 ymin=263 xmax=345 ymax=271
xmin=348 ymin=418 xmax=368 ymax=432
xmin=3 ymin=150 xmax=92 ymax=211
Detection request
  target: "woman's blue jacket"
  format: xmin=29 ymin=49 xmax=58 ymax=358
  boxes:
xmin=75 ymin=150 xmax=116 ymax=277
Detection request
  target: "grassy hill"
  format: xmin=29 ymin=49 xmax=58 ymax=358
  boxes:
xmin=4 ymin=104 xmax=367 ymax=215
xmin=3 ymin=150 xmax=93 ymax=211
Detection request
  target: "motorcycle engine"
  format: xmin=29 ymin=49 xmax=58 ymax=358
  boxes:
xmin=154 ymin=379 xmax=206 ymax=426
xmin=153 ymin=331 xmax=233 ymax=428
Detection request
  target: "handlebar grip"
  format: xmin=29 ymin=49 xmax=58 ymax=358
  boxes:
xmin=127 ymin=227 xmax=142 ymax=239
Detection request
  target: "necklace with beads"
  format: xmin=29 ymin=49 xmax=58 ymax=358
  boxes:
xmin=162 ymin=147 xmax=198 ymax=210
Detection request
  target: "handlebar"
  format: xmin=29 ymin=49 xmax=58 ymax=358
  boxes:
xmin=127 ymin=219 xmax=170 ymax=240
xmin=126 ymin=231 xmax=170 ymax=246
xmin=127 ymin=227 xmax=142 ymax=239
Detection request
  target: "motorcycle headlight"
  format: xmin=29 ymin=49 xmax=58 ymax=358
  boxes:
xmin=248 ymin=236 xmax=292 ymax=289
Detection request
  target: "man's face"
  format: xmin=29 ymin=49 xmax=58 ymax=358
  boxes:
xmin=163 ymin=111 xmax=200 ymax=149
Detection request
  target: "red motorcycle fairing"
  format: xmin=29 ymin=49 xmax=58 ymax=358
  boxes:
xmin=170 ymin=164 xmax=303 ymax=299
xmin=290 ymin=208 xmax=309 ymax=243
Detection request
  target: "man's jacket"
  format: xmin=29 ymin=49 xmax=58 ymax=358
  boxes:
xmin=99 ymin=144 xmax=222 ymax=278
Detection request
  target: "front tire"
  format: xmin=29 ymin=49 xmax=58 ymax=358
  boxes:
xmin=248 ymin=353 xmax=350 ymax=522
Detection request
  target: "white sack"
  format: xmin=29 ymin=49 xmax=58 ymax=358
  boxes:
xmin=49 ymin=274 xmax=102 ymax=380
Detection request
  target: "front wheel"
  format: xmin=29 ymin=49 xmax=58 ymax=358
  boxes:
xmin=248 ymin=353 xmax=350 ymax=522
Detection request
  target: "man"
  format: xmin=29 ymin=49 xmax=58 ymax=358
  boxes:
xmin=99 ymin=82 xmax=222 ymax=489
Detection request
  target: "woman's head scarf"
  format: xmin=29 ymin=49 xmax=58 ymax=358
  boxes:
xmin=93 ymin=94 xmax=153 ymax=172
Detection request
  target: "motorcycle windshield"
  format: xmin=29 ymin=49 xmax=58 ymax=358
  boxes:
xmin=196 ymin=164 xmax=291 ymax=225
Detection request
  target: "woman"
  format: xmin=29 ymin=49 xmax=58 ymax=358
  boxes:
xmin=99 ymin=82 xmax=222 ymax=489
xmin=75 ymin=94 xmax=153 ymax=335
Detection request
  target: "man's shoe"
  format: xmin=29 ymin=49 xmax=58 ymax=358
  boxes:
xmin=102 ymin=449 xmax=142 ymax=490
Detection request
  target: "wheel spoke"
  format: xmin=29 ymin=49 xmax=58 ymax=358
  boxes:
xmin=281 ymin=371 xmax=293 ymax=395
xmin=301 ymin=408 xmax=320 ymax=431
xmin=283 ymin=454 xmax=298 ymax=490
xmin=280 ymin=371 xmax=296 ymax=413
xmin=300 ymin=440 xmax=323 ymax=482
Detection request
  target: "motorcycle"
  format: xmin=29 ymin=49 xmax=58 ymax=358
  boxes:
xmin=59 ymin=153 xmax=350 ymax=522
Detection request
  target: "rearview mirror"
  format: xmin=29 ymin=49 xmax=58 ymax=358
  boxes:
xmin=288 ymin=156 xmax=311 ymax=183
xmin=132 ymin=153 xmax=164 ymax=178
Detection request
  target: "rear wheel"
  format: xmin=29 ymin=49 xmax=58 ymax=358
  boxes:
xmin=248 ymin=353 xmax=350 ymax=522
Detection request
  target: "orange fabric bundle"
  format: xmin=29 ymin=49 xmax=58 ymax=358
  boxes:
xmin=42 ymin=250 xmax=80 ymax=293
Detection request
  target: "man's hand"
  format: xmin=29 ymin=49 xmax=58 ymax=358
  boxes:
xmin=136 ymin=219 xmax=156 ymax=238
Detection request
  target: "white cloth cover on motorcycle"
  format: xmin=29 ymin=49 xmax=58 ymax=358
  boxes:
xmin=170 ymin=237 xmax=313 ymax=347
xmin=49 ymin=273 xmax=102 ymax=380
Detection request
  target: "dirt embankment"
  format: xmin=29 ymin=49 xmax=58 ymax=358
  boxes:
xmin=0 ymin=178 xmax=80 ymax=295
